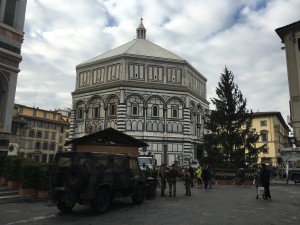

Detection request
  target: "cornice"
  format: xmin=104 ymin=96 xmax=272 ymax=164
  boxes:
xmin=76 ymin=54 xmax=187 ymax=70
xmin=72 ymin=81 xmax=209 ymax=104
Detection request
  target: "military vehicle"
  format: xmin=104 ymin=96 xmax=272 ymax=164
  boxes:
xmin=50 ymin=151 xmax=146 ymax=213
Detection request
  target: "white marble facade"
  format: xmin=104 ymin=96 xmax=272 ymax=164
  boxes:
xmin=70 ymin=19 xmax=209 ymax=166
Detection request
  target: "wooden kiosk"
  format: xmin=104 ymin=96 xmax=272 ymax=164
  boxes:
xmin=65 ymin=128 xmax=148 ymax=157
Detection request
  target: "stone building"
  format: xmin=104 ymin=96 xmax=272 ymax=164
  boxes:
xmin=70 ymin=19 xmax=209 ymax=166
xmin=0 ymin=0 xmax=27 ymax=154
xmin=9 ymin=104 xmax=70 ymax=163
xmin=252 ymin=112 xmax=290 ymax=166
xmin=276 ymin=21 xmax=300 ymax=145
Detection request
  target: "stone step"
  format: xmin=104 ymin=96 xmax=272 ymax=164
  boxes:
xmin=0 ymin=194 xmax=37 ymax=204
xmin=0 ymin=185 xmax=17 ymax=191
xmin=0 ymin=190 xmax=18 ymax=196
xmin=0 ymin=187 xmax=9 ymax=193
xmin=0 ymin=185 xmax=39 ymax=204
xmin=0 ymin=185 xmax=9 ymax=190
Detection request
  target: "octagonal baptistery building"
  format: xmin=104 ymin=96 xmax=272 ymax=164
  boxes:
xmin=70 ymin=19 xmax=209 ymax=166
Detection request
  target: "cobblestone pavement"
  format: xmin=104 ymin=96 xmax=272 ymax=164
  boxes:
xmin=1 ymin=180 xmax=299 ymax=225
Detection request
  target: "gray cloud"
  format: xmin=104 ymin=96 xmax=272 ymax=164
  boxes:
xmin=17 ymin=0 xmax=300 ymax=125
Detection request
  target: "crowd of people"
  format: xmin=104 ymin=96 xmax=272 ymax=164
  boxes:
xmin=158 ymin=162 xmax=272 ymax=200
xmin=158 ymin=163 xmax=213 ymax=197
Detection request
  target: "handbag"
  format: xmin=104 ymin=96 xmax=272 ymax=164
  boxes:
xmin=257 ymin=186 xmax=264 ymax=195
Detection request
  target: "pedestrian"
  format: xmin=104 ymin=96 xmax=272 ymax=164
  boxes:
xmin=237 ymin=168 xmax=245 ymax=185
xmin=195 ymin=166 xmax=203 ymax=187
xmin=188 ymin=165 xmax=195 ymax=187
xmin=202 ymin=164 xmax=211 ymax=191
xmin=159 ymin=164 xmax=167 ymax=197
xmin=260 ymin=163 xmax=271 ymax=200
xmin=167 ymin=164 xmax=179 ymax=197
xmin=182 ymin=167 xmax=191 ymax=196
xmin=253 ymin=168 xmax=262 ymax=199
xmin=207 ymin=164 xmax=213 ymax=189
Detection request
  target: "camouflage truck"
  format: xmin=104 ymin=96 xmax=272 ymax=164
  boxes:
xmin=50 ymin=151 xmax=146 ymax=213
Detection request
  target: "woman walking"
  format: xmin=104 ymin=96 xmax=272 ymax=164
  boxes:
xmin=254 ymin=168 xmax=262 ymax=199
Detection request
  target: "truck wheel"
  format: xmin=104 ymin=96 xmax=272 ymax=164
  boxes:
xmin=57 ymin=200 xmax=75 ymax=213
xmin=132 ymin=184 xmax=145 ymax=204
xmin=293 ymin=174 xmax=300 ymax=184
xmin=91 ymin=189 xmax=111 ymax=214
xmin=65 ymin=164 xmax=88 ymax=191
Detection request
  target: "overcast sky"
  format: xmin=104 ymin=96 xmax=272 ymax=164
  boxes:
xmin=16 ymin=0 xmax=300 ymax=124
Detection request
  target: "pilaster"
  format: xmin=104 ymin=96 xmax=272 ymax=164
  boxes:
xmin=183 ymin=108 xmax=191 ymax=134
xmin=117 ymin=104 xmax=126 ymax=131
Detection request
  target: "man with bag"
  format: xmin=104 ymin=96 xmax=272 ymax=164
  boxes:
xmin=260 ymin=163 xmax=271 ymax=200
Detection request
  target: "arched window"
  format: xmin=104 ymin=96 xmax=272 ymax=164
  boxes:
xmin=110 ymin=104 xmax=116 ymax=116
xmin=153 ymin=121 xmax=158 ymax=131
xmin=107 ymin=96 xmax=119 ymax=117
xmin=152 ymin=105 xmax=158 ymax=117
xmin=260 ymin=130 xmax=268 ymax=142
xmin=88 ymin=97 xmax=102 ymax=119
xmin=171 ymin=105 xmax=179 ymax=118
xmin=178 ymin=123 xmax=183 ymax=133
xmin=93 ymin=107 xmax=99 ymax=118
xmin=77 ymin=108 xmax=84 ymax=119
xmin=75 ymin=101 xmax=85 ymax=120
xmin=167 ymin=98 xmax=183 ymax=119
xmin=167 ymin=122 xmax=173 ymax=132
xmin=132 ymin=120 xmax=138 ymax=130
xmin=147 ymin=121 xmax=152 ymax=131
xmin=146 ymin=97 xmax=164 ymax=118
xmin=158 ymin=122 xmax=164 ymax=132
xmin=132 ymin=104 xmax=138 ymax=116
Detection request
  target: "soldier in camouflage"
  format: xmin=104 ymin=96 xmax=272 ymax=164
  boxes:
xmin=159 ymin=164 xmax=167 ymax=197
xmin=183 ymin=167 xmax=191 ymax=196
xmin=167 ymin=164 xmax=179 ymax=197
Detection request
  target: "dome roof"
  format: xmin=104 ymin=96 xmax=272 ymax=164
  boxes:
xmin=79 ymin=39 xmax=184 ymax=66
xmin=78 ymin=18 xmax=185 ymax=67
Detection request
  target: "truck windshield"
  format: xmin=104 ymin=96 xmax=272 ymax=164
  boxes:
xmin=56 ymin=157 xmax=72 ymax=168
xmin=138 ymin=158 xmax=152 ymax=165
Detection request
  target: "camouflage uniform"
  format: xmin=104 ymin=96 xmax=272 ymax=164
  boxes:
xmin=167 ymin=165 xmax=179 ymax=197
xmin=183 ymin=168 xmax=191 ymax=196
xmin=159 ymin=165 xmax=167 ymax=196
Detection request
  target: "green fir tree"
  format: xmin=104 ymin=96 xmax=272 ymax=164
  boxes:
xmin=204 ymin=67 xmax=259 ymax=168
